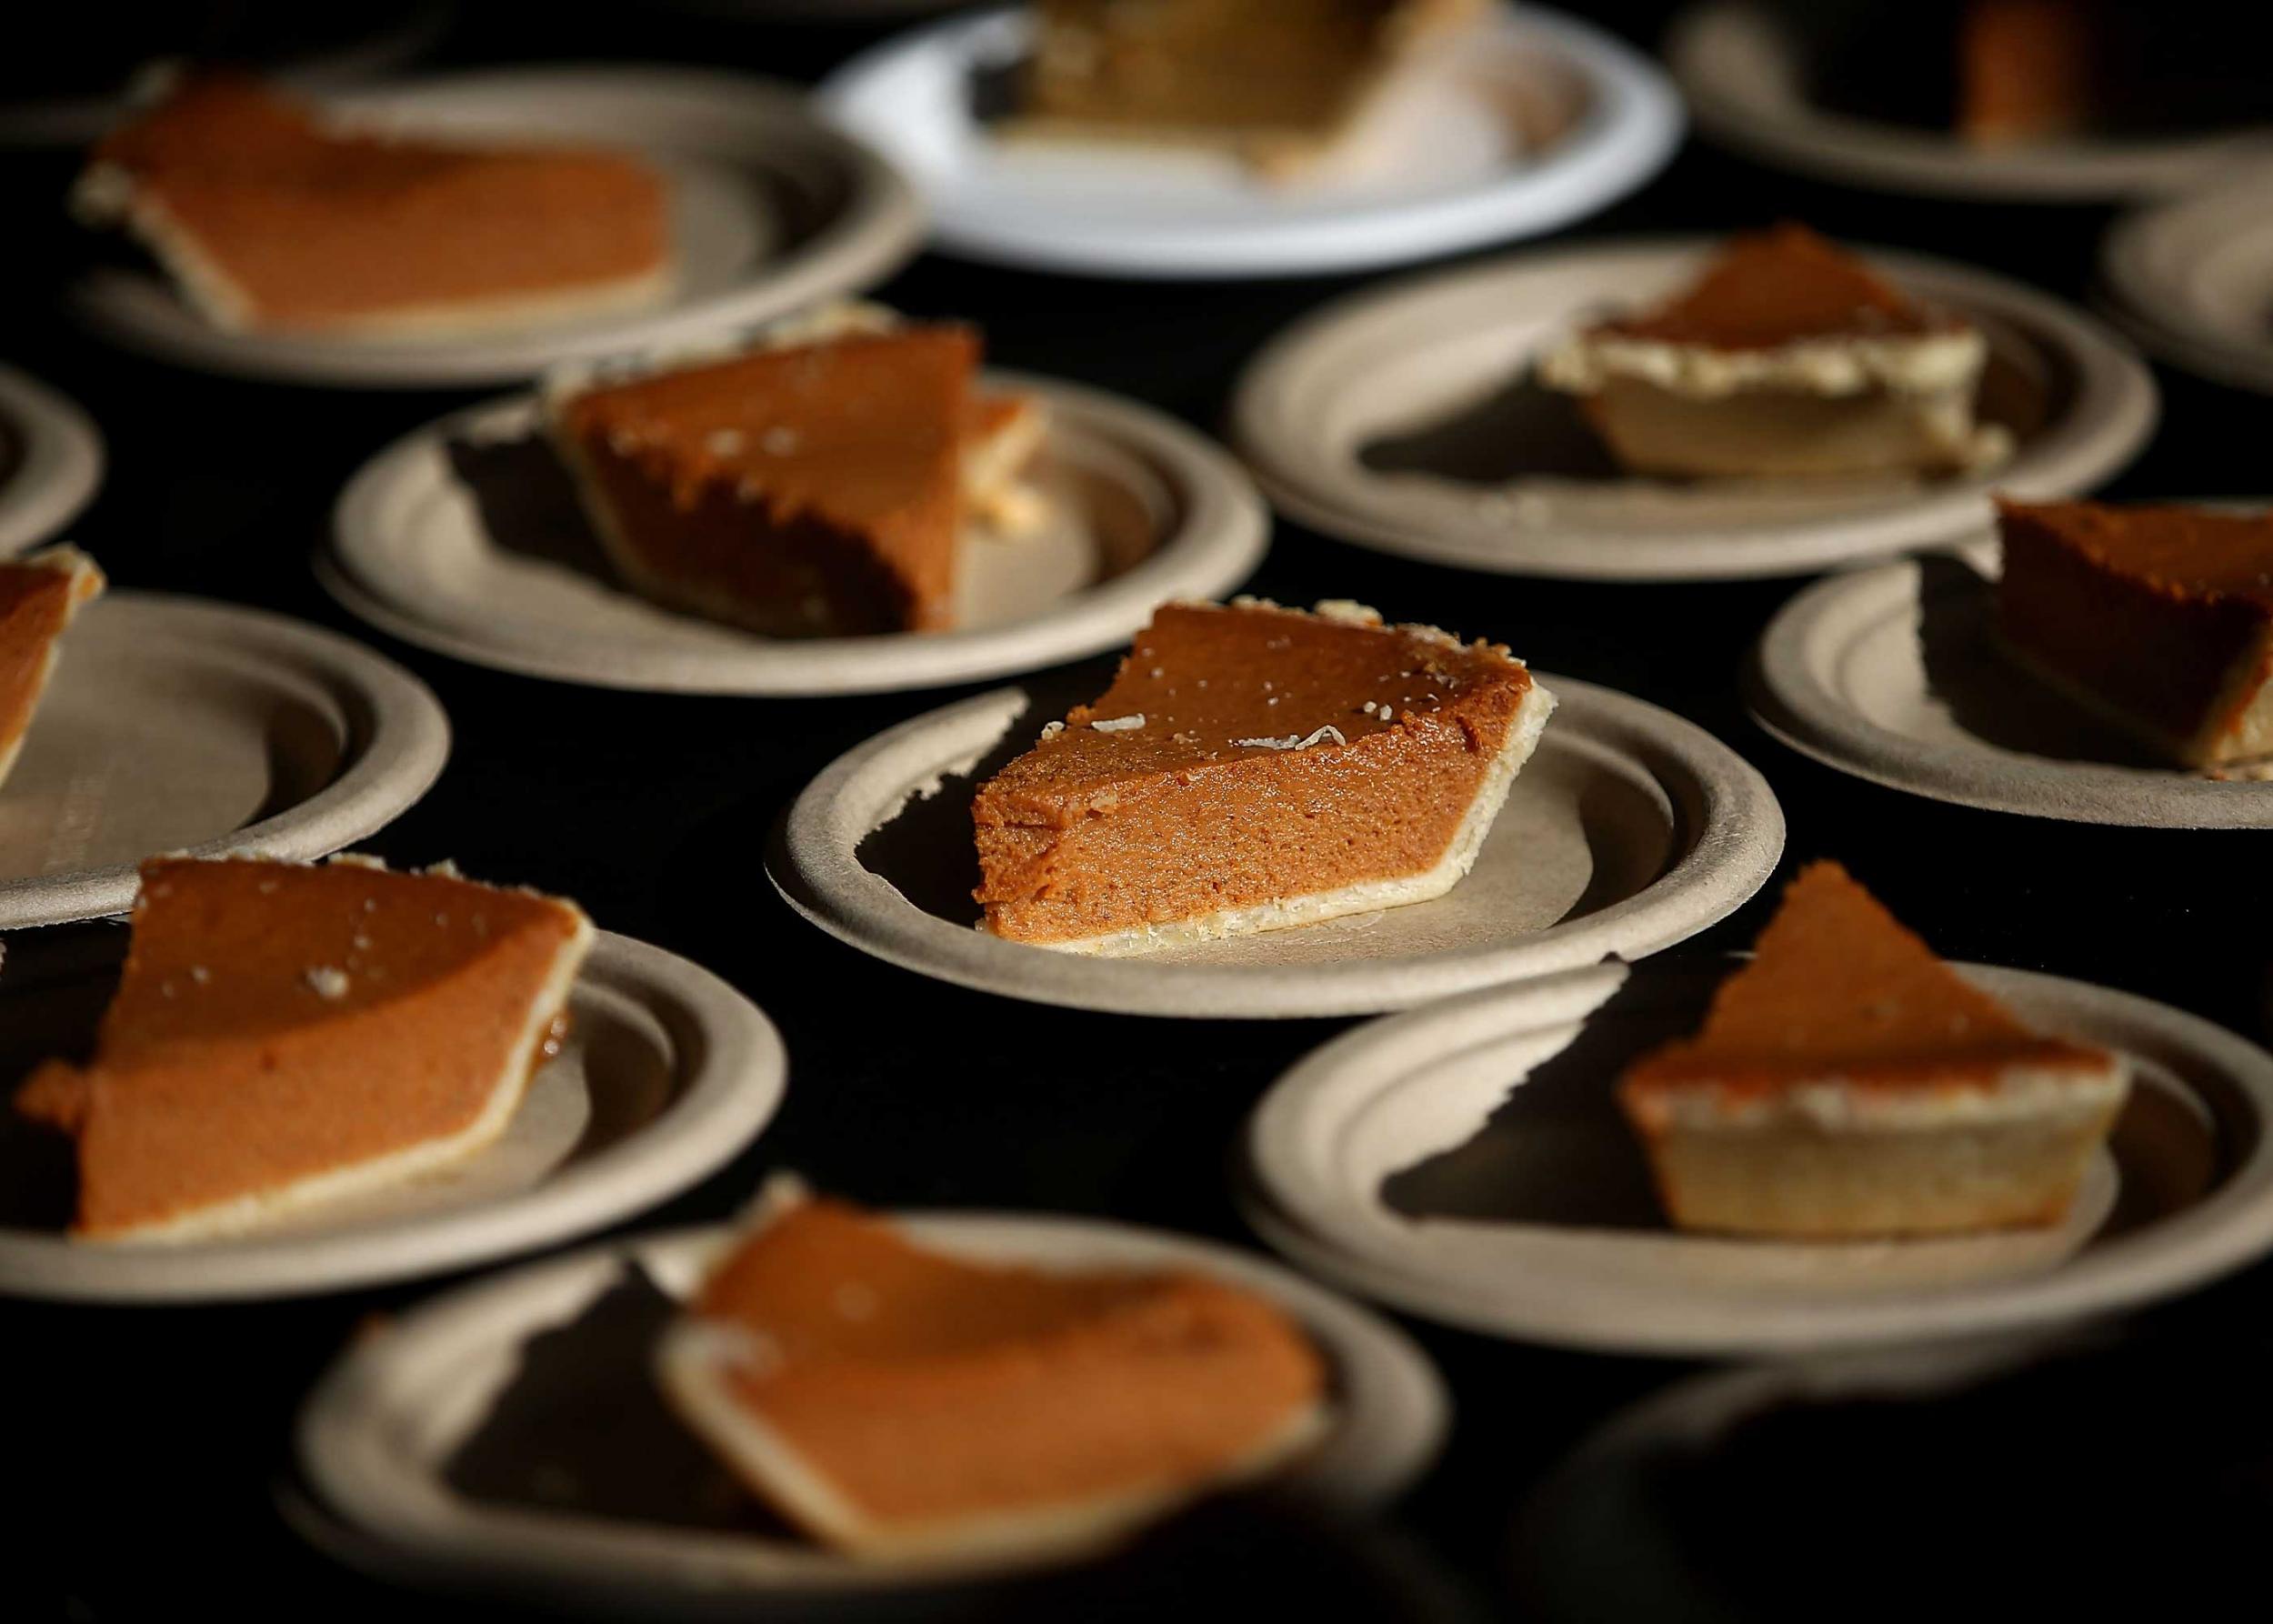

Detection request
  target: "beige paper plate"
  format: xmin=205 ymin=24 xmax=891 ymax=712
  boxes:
xmin=1232 ymin=239 xmax=2156 ymax=581
xmin=0 ymin=592 xmax=451 ymax=929
xmin=771 ymin=672 xmax=1784 ymax=1018
xmin=0 ymin=366 xmax=104 ymax=557
xmin=2101 ymin=164 xmax=2273 ymax=394
xmin=324 ymin=373 xmax=1267 ymax=696
xmin=0 ymin=929 xmax=786 ymax=1302
xmin=1749 ymin=547 xmax=2273 ymax=828
xmin=294 ymin=1215 xmax=1445 ymax=1602
xmin=1243 ymin=957 xmax=2273 ymax=1357
xmin=67 ymin=67 xmax=924 ymax=388
xmin=1667 ymin=1 xmax=2273 ymax=202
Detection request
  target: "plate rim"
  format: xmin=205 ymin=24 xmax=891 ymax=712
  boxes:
xmin=292 ymin=1212 xmax=1448 ymax=1599
xmin=1241 ymin=957 xmax=2273 ymax=1356
xmin=1666 ymin=0 xmax=2273 ymax=203
xmin=768 ymin=671 xmax=1787 ymax=1019
xmin=65 ymin=64 xmax=926 ymax=388
xmin=1230 ymin=236 xmax=2158 ymax=582
xmin=0 ymin=589 xmax=455 ymax=930
xmin=322 ymin=370 xmax=1268 ymax=696
xmin=816 ymin=2 xmax=1683 ymax=278
xmin=1748 ymin=550 xmax=2273 ymax=828
xmin=0 ymin=365 xmax=105 ymax=559
xmin=2100 ymin=165 xmax=2273 ymax=389
xmin=0 ymin=929 xmax=788 ymax=1303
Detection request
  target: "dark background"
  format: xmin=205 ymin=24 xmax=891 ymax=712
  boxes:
xmin=5 ymin=3 xmax=2270 ymax=1619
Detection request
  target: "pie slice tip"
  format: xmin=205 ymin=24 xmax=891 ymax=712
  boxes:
xmin=1617 ymin=860 xmax=2130 ymax=1238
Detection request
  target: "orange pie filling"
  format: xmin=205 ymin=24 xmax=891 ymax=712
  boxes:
xmin=0 ymin=546 xmax=105 ymax=789
xmin=1996 ymin=498 xmax=2273 ymax=771
xmin=1016 ymin=0 xmax=1486 ymax=175
xmin=75 ymin=75 xmax=674 ymax=336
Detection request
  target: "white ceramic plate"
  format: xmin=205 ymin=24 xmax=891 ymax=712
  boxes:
xmin=771 ymin=672 xmax=1784 ymax=1019
xmin=0 ymin=592 xmax=451 ymax=929
xmin=1750 ymin=546 xmax=2273 ymax=828
xmin=1667 ymin=1 xmax=2273 ymax=202
xmin=1232 ymin=240 xmax=2156 ymax=582
xmin=1242 ymin=957 xmax=2273 ymax=1357
xmin=0 ymin=930 xmax=786 ymax=1302
xmin=0 ymin=366 xmax=104 ymax=558
xmin=2101 ymin=165 xmax=2273 ymax=394
xmin=818 ymin=4 xmax=1680 ymax=278
xmin=67 ymin=67 xmax=925 ymax=388
xmin=294 ymin=1215 xmax=1447 ymax=1603
xmin=323 ymin=372 xmax=1267 ymax=696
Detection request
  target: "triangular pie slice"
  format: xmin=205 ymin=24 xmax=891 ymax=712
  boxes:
xmin=0 ymin=546 xmax=104 ymax=789
xmin=972 ymin=597 xmax=1554 ymax=952
xmin=1537 ymin=224 xmax=2008 ymax=478
xmin=546 ymin=310 xmax=1042 ymax=638
xmin=1618 ymin=861 xmax=2129 ymax=1238
xmin=1015 ymin=0 xmax=1486 ymax=177
xmin=1996 ymin=497 xmax=2273 ymax=772
xmin=73 ymin=74 xmax=674 ymax=337
xmin=654 ymin=1179 xmax=1329 ymax=1561
xmin=15 ymin=856 xmax=594 ymax=1242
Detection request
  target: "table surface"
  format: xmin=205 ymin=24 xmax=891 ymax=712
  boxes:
xmin=8 ymin=5 xmax=2272 ymax=1620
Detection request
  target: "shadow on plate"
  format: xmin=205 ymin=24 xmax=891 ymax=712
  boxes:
xmin=1378 ymin=963 xmax=1696 ymax=1230
xmin=446 ymin=1263 xmax=785 ymax=1533
xmin=853 ymin=663 xmax=1109 ymax=927
xmin=0 ymin=927 xmax=125 ymax=1231
xmin=446 ymin=433 xmax=617 ymax=582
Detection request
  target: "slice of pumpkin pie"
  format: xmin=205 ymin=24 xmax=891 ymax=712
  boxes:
xmin=655 ymin=1179 xmax=1329 ymax=1561
xmin=1995 ymin=497 xmax=2273 ymax=773
xmin=1617 ymin=861 xmax=2129 ymax=1238
xmin=972 ymin=598 xmax=1554 ymax=953
xmin=0 ymin=546 xmax=104 ymax=790
xmin=546 ymin=308 xmax=1044 ymax=638
xmin=74 ymin=74 xmax=674 ymax=337
xmin=15 ymin=855 xmax=593 ymax=1242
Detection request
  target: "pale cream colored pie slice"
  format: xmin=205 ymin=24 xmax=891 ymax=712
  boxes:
xmin=1538 ymin=225 xmax=2010 ymax=480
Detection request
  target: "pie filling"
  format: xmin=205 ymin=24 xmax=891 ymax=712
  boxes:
xmin=546 ymin=315 xmax=1044 ymax=638
xmin=76 ymin=75 xmax=674 ymax=336
xmin=1997 ymin=498 xmax=2273 ymax=769
xmin=0 ymin=547 xmax=105 ymax=789
xmin=655 ymin=1179 xmax=1328 ymax=1559
xmin=971 ymin=599 xmax=1553 ymax=952
xmin=1014 ymin=0 xmax=1484 ymax=174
